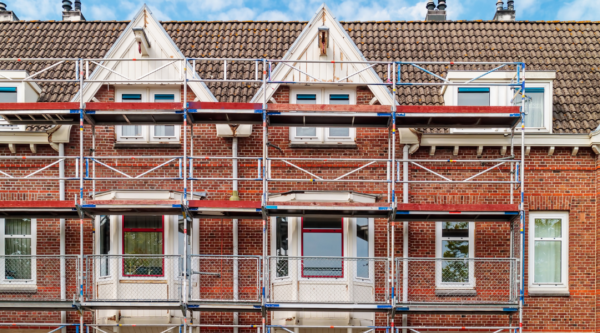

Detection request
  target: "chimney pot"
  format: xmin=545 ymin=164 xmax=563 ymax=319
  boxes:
xmin=0 ymin=2 xmax=6 ymax=11
xmin=426 ymin=1 xmax=435 ymax=10
xmin=74 ymin=0 xmax=81 ymax=10
xmin=62 ymin=0 xmax=72 ymax=11
xmin=437 ymin=0 xmax=447 ymax=11
xmin=496 ymin=0 xmax=504 ymax=10
xmin=507 ymin=0 xmax=514 ymax=10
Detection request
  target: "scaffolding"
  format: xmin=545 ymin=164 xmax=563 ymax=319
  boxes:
xmin=0 ymin=57 xmax=526 ymax=333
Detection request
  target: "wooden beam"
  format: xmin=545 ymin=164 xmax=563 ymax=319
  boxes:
xmin=0 ymin=102 xmax=80 ymax=110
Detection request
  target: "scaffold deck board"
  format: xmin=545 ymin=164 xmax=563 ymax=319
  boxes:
xmin=188 ymin=200 xmax=262 ymax=219
xmin=82 ymin=200 xmax=183 ymax=216
xmin=396 ymin=106 xmax=521 ymax=128
xmin=265 ymin=202 xmax=393 ymax=218
xmin=394 ymin=203 xmax=519 ymax=222
xmin=396 ymin=304 xmax=518 ymax=314
xmin=0 ymin=201 xmax=79 ymax=218
xmin=0 ymin=301 xmax=77 ymax=311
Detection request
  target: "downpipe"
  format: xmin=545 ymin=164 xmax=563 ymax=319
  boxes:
xmin=59 ymin=143 xmax=66 ymax=333
xmin=231 ymin=137 xmax=239 ymax=333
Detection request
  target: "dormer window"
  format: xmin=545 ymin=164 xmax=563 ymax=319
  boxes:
xmin=0 ymin=86 xmax=23 ymax=131
xmin=446 ymin=71 xmax=555 ymax=133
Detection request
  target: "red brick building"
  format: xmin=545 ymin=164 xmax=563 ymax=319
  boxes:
xmin=0 ymin=1 xmax=596 ymax=333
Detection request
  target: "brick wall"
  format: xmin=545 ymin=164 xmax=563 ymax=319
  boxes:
xmin=0 ymin=85 xmax=596 ymax=332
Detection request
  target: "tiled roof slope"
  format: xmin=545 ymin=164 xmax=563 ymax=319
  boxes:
xmin=0 ymin=21 xmax=129 ymax=102
xmin=162 ymin=21 xmax=307 ymax=103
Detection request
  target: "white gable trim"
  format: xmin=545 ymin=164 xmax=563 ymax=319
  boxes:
xmin=250 ymin=4 xmax=394 ymax=106
xmin=75 ymin=5 xmax=216 ymax=104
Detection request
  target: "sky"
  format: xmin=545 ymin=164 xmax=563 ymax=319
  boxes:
xmin=3 ymin=0 xmax=599 ymax=23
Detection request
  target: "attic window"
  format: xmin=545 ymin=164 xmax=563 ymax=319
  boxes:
xmin=318 ymin=26 xmax=329 ymax=56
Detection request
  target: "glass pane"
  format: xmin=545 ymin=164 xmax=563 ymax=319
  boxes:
xmin=442 ymin=240 xmax=469 ymax=283
xmin=303 ymin=217 xmax=342 ymax=229
xmin=276 ymin=217 xmax=288 ymax=277
xmin=296 ymin=127 xmax=317 ymax=137
xmin=0 ymin=89 xmax=17 ymax=103
xmin=99 ymin=216 xmax=110 ymax=276
xmin=122 ymin=94 xmax=142 ymax=101
xmin=5 ymin=238 xmax=32 ymax=280
xmin=303 ymin=232 xmax=342 ymax=277
xmin=122 ymin=125 xmax=142 ymax=137
xmin=124 ymin=216 xmax=162 ymax=229
xmin=329 ymin=94 xmax=349 ymax=105
xmin=356 ymin=218 xmax=369 ymax=278
xmin=154 ymin=94 xmax=175 ymax=101
xmin=534 ymin=240 xmax=561 ymax=283
xmin=155 ymin=125 xmax=175 ymax=137
xmin=5 ymin=219 xmax=31 ymax=235
xmin=124 ymin=216 xmax=163 ymax=276
xmin=535 ymin=218 xmax=562 ymax=238
xmin=329 ymin=128 xmax=350 ymax=137
xmin=296 ymin=94 xmax=316 ymax=137
xmin=514 ymin=91 xmax=544 ymax=128
xmin=458 ymin=91 xmax=490 ymax=106
xmin=441 ymin=221 xmax=469 ymax=238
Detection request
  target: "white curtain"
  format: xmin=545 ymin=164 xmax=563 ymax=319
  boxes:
xmin=534 ymin=218 xmax=562 ymax=283
xmin=524 ymin=92 xmax=544 ymax=128
xmin=122 ymin=125 xmax=142 ymax=136
xmin=155 ymin=125 xmax=175 ymax=136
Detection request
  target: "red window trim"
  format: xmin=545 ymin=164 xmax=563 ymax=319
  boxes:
xmin=122 ymin=215 xmax=165 ymax=277
xmin=300 ymin=217 xmax=344 ymax=278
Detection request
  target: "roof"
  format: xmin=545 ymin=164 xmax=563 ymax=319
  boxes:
xmin=0 ymin=20 xmax=599 ymax=133
xmin=0 ymin=21 xmax=129 ymax=102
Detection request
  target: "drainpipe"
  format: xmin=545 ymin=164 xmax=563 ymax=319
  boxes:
xmin=59 ymin=143 xmax=66 ymax=333
xmin=402 ymin=145 xmax=409 ymax=333
xmin=230 ymin=137 xmax=239 ymax=333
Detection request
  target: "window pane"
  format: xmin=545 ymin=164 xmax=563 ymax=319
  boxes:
xmin=514 ymin=90 xmax=544 ymax=128
xmin=296 ymin=127 xmax=317 ymax=137
xmin=303 ymin=233 xmax=342 ymax=277
xmin=535 ymin=218 xmax=562 ymax=238
xmin=5 ymin=219 xmax=31 ymax=235
xmin=5 ymin=243 xmax=31 ymax=280
xmin=303 ymin=217 xmax=342 ymax=229
xmin=356 ymin=218 xmax=369 ymax=278
xmin=534 ymin=240 xmax=561 ymax=283
xmin=329 ymin=128 xmax=350 ymax=137
xmin=122 ymin=125 xmax=142 ymax=136
xmin=296 ymin=94 xmax=316 ymax=137
xmin=155 ymin=125 xmax=175 ymax=136
xmin=441 ymin=221 xmax=469 ymax=238
xmin=100 ymin=216 xmax=110 ymax=276
xmin=276 ymin=217 xmax=289 ymax=277
xmin=0 ymin=87 xmax=17 ymax=103
xmin=155 ymin=94 xmax=175 ymax=101
xmin=442 ymin=240 xmax=469 ymax=283
xmin=122 ymin=94 xmax=142 ymax=101
xmin=458 ymin=88 xmax=490 ymax=106
xmin=329 ymin=94 xmax=349 ymax=105
xmin=124 ymin=216 xmax=163 ymax=276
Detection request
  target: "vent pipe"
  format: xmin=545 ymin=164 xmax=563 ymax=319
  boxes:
xmin=507 ymin=0 xmax=514 ymax=10
xmin=496 ymin=0 xmax=504 ymax=10
xmin=74 ymin=0 xmax=81 ymax=10
xmin=425 ymin=0 xmax=446 ymax=21
xmin=426 ymin=1 xmax=435 ymax=10
xmin=437 ymin=0 xmax=446 ymax=11
xmin=62 ymin=0 xmax=72 ymax=11
xmin=0 ymin=2 xmax=19 ymax=22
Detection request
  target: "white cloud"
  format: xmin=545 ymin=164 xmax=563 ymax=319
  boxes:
xmin=256 ymin=10 xmax=291 ymax=21
xmin=8 ymin=0 xmax=60 ymax=20
xmin=557 ymin=0 xmax=597 ymax=21
xmin=88 ymin=5 xmax=117 ymax=21
xmin=216 ymin=7 xmax=256 ymax=20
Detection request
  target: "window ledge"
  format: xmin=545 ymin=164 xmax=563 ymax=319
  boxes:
xmin=290 ymin=143 xmax=357 ymax=149
xmin=528 ymin=288 xmax=570 ymax=297
xmin=435 ymin=288 xmax=477 ymax=296
xmin=114 ymin=142 xmax=182 ymax=149
xmin=0 ymin=284 xmax=37 ymax=293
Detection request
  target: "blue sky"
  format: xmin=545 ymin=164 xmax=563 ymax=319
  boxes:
xmin=3 ymin=0 xmax=599 ymax=22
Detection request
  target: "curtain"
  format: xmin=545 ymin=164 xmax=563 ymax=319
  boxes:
xmin=534 ymin=218 xmax=562 ymax=283
xmin=155 ymin=125 xmax=175 ymax=136
xmin=122 ymin=125 xmax=142 ymax=136
xmin=524 ymin=92 xmax=544 ymax=128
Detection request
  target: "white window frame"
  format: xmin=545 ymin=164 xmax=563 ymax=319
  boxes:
xmin=289 ymin=88 xmax=357 ymax=145
xmin=0 ymin=218 xmax=37 ymax=284
xmin=351 ymin=218 xmax=374 ymax=282
xmin=444 ymin=79 xmax=553 ymax=133
xmin=0 ymin=82 xmax=26 ymax=131
xmin=528 ymin=211 xmax=569 ymax=294
xmin=435 ymin=221 xmax=475 ymax=289
xmin=116 ymin=88 xmax=181 ymax=143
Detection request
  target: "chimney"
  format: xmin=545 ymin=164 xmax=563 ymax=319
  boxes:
xmin=493 ymin=0 xmax=516 ymax=21
xmin=62 ymin=0 xmax=86 ymax=22
xmin=425 ymin=0 xmax=446 ymax=21
xmin=0 ymin=2 xmax=19 ymax=22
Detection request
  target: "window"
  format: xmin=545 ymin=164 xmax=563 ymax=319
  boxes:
xmin=122 ymin=216 xmax=164 ymax=277
xmin=99 ymin=216 xmax=110 ymax=277
xmin=458 ymin=88 xmax=490 ymax=106
xmin=529 ymin=212 xmax=568 ymax=293
xmin=116 ymin=90 xmax=180 ymax=144
xmin=290 ymin=89 xmax=356 ymax=145
xmin=0 ymin=218 xmax=36 ymax=283
xmin=301 ymin=217 xmax=343 ymax=278
xmin=355 ymin=218 xmax=370 ymax=279
xmin=275 ymin=217 xmax=289 ymax=278
xmin=436 ymin=222 xmax=474 ymax=288
xmin=514 ymin=88 xmax=544 ymax=128
xmin=0 ymin=87 xmax=22 ymax=131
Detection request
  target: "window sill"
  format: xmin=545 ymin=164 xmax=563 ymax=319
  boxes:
xmin=290 ymin=142 xmax=357 ymax=149
xmin=435 ymin=288 xmax=477 ymax=296
xmin=114 ymin=142 xmax=181 ymax=149
xmin=528 ymin=288 xmax=570 ymax=297
xmin=0 ymin=284 xmax=37 ymax=293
